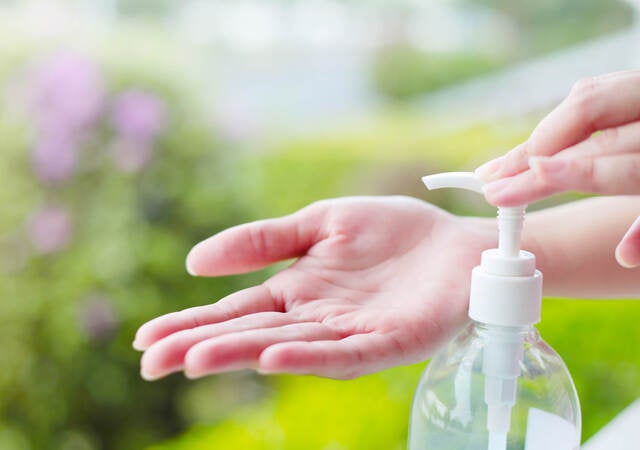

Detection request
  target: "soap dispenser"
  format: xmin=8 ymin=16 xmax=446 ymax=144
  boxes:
xmin=408 ymin=172 xmax=581 ymax=450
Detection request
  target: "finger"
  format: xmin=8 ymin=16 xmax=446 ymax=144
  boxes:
xmin=484 ymin=120 xmax=640 ymax=205
xmin=530 ymin=154 xmax=640 ymax=195
xmin=258 ymin=332 xmax=407 ymax=380
xmin=186 ymin=202 xmax=328 ymax=277
xmin=616 ymin=216 xmax=640 ymax=268
xmin=133 ymin=284 xmax=279 ymax=351
xmin=484 ymin=154 xmax=640 ymax=206
xmin=140 ymin=311 xmax=294 ymax=380
xmin=549 ymin=120 xmax=640 ymax=160
xmin=476 ymin=71 xmax=640 ymax=181
xmin=483 ymin=170 xmax=553 ymax=206
xmin=183 ymin=322 xmax=344 ymax=379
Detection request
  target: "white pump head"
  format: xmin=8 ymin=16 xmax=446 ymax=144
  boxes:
xmin=423 ymin=172 xmax=544 ymax=450
xmin=422 ymin=172 xmax=542 ymax=327
xmin=423 ymin=172 xmax=525 ymax=260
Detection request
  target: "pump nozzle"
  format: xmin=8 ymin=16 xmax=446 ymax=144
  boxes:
xmin=422 ymin=172 xmax=526 ymax=258
xmin=422 ymin=172 xmax=484 ymax=194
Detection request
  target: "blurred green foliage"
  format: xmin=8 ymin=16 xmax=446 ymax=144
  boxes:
xmin=149 ymin=370 xmax=414 ymax=450
xmin=373 ymin=48 xmax=504 ymax=101
xmin=374 ymin=0 xmax=631 ymax=100
xmin=469 ymin=0 xmax=633 ymax=54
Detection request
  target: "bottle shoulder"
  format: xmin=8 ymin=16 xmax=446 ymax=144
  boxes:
xmin=425 ymin=322 xmax=569 ymax=380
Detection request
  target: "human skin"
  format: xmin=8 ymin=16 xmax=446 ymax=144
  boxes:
xmin=133 ymin=195 xmax=640 ymax=381
xmin=477 ymin=71 xmax=640 ymax=267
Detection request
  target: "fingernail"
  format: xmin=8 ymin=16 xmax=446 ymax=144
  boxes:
xmin=615 ymin=220 xmax=640 ymax=268
xmin=475 ymin=156 xmax=506 ymax=182
xmin=615 ymin=245 xmax=638 ymax=268
xmin=185 ymin=257 xmax=198 ymax=276
xmin=528 ymin=157 xmax=568 ymax=176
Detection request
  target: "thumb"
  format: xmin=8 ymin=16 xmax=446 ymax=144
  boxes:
xmin=615 ymin=215 xmax=640 ymax=268
xmin=186 ymin=202 xmax=328 ymax=277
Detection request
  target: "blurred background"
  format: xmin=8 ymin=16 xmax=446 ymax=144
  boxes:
xmin=0 ymin=0 xmax=639 ymax=449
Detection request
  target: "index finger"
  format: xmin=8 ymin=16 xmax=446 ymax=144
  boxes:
xmin=477 ymin=71 xmax=640 ymax=181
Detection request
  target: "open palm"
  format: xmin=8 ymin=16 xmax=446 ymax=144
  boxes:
xmin=134 ymin=196 xmax=496 ymax=380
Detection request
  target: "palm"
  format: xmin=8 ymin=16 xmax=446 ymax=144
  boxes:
xmin=134 ymin=197 xmax=496 ymax=380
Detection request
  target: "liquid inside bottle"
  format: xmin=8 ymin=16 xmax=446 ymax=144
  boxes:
xmin=408 ymin=322 xmax=581 ymax=450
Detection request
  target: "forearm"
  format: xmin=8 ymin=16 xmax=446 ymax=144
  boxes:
xmin=523 ymin=196 xmax=640 ymax=298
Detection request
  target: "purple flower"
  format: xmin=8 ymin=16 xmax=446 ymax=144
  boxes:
xmin=31 ymin=129 xmax=78 ymax=184
xmin=26 ymin=205 xmax=73 ymax=254
xmin=111 ymin=90 xmax=167 ymax=144
xmin=28 ymin=51 xmax=105 ymax=133
xmin=23 ymin=51 xmax=105 ymax=185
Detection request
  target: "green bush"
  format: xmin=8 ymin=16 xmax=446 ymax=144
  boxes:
xmin=372 ymin=0 xmax=632 ymax=101
xmin=372 ymin=46 xmax=504 ymax=101
xmin=0 ymin=43 xmax=266 ymax=449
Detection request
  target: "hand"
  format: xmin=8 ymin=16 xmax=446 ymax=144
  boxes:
xmin=475 ymin=70 xmax=640 ymax=268
xmin=133 ymin=196 xmax=495 ymax=380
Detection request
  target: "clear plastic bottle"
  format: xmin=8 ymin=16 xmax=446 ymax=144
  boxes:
xmin=409 ymin=172 xmax=582 ymax=450
xmin=408 ymin=322 xmax=581 ymax=450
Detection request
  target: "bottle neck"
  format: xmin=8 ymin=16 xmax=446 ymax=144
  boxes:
xmin=473 ymin=320 xmax=536 ymax=337
xmin=497 ymin=206 xmax=526 ymax=258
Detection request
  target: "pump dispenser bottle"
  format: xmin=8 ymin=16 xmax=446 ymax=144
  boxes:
xmin=408 ymin=172 xmax=581 ymax=450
